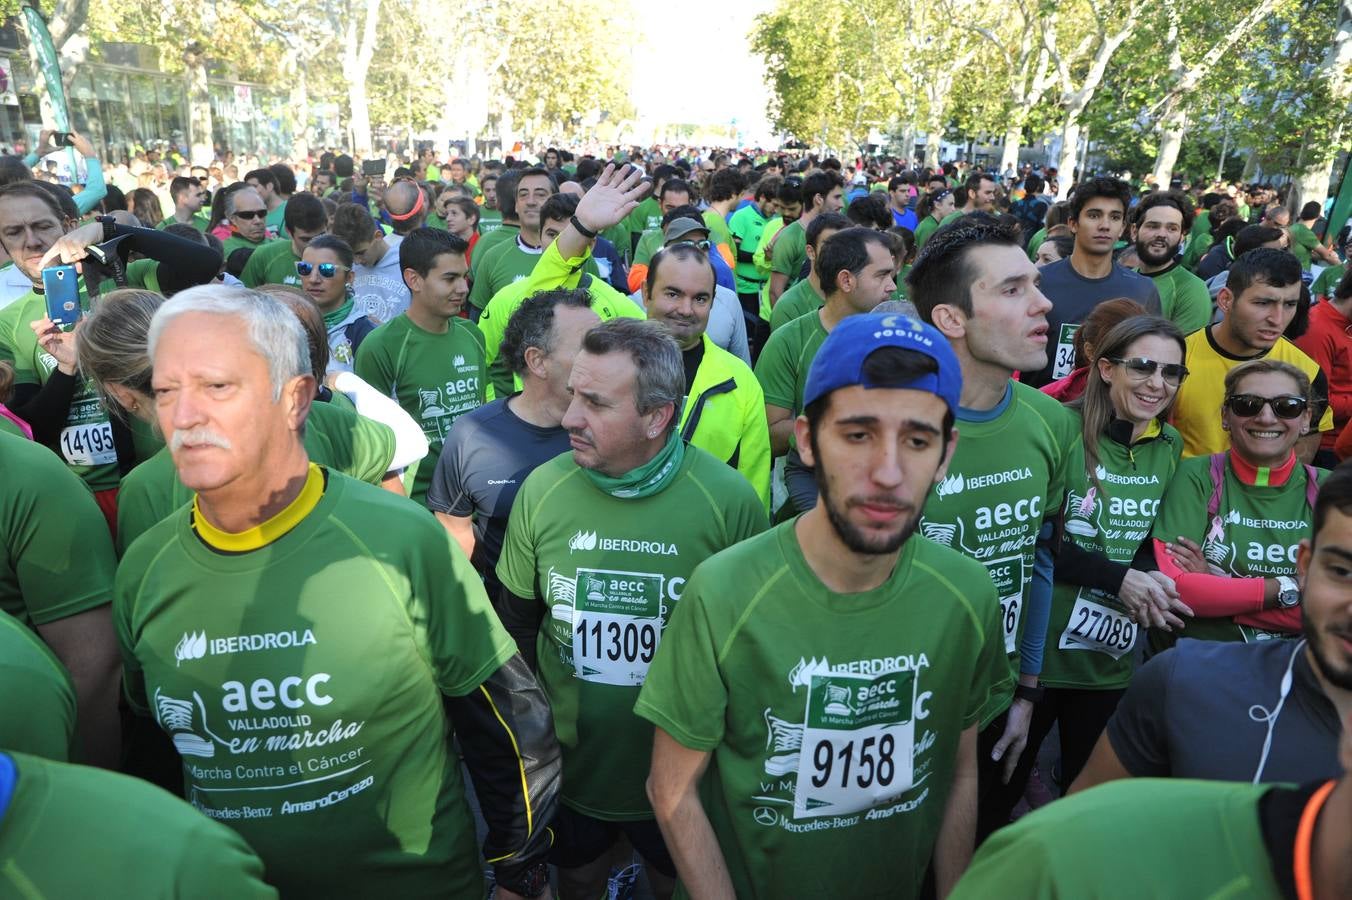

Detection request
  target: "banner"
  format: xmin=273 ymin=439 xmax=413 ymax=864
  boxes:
xmin=20 ymin=2 xmax=75 ymax=171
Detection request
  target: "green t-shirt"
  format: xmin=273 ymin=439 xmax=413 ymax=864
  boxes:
xmin=157 ymin=212 xmax=212 ymax=232
xmin=240 ymin=239 xmax=302 ymax=289
xmin=1313 ymin=261 xmax=1346 ymax=299
xmin=951 ymin=778 xmax=1283 ymax=900
xmin=624 ymin=197 xmax=662 ymax=240
xmin=0 ymin=431 xmax=116 ymax=627
xmin=1145 ymin=262 xmax=1212 ymax=336
xmin=1181 ymin=229 xmax=1213 ymax=272
xmin=770 ymin=220 xmax=807 ymax=285
xmin=1025 ymin=226 xmax=1048 ymax=261
xmin=266 ymin=201 xmax=287 ymax=239
xmin=634 ymin=522 xmax=1009 ymax=899
xmin=469 ymin=238 xmax=604 ymax=312
xmin=469 ymin=223 xmax=519 ymax=280
xmin=728 ymin=205 xmax=772 ymax=293
xmin=115 ymin=472 xmax=518 ymax=899
xmin=633 ymin=228 xmax=664 ymax=267
xmin=0 ymin=610 xmax=77 ymax=761
xmin=702 ymin=208 xmax=735 ymax=257
xmin=769 ymin=279 xmax=823 ymax=332
xmin=1150 ymin=455 xmax=1327 ymax=646
xmin=354 ymin=315 xmax=486 ymax=504
xmin=940 ymin=210 xmax=965 ymax=226
xmin=221 ymin=234 xmax=273 ymax=260
xmin=914 ymin=216 xmax=941 ymax=252
xmin=1040 ymin=417 xmax=1182 ymax=691
xmin=1288 ymin=221 xmax=1320 ymax=270
xmin=496 ymin=447 xmax=767 ymax=820
xmin=918 ymin=382 xmax=1077 ymax=724
xmin=115 ymin=399 xmax=396 ymax=553
xmin=0 ymin=291 xmax=120 ymax=491
xmin=0 ymin=750 xmax=277 ymax=898
xmin=478 ymin=207 xmax=503 ymax=234
xmin=755 ymin=309 xmax=829 ymax=450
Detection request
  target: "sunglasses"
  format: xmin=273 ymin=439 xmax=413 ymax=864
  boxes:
xmin=295 ymin=261 xmax=349 ymax=278
xmin=1224 ymin=394 xmax=1309 ymax=419
xmin=232 ymin=209 xmax=267 ymax=221
xmin=669 ymin=239 xmax=711 ymax=252
xmin=1107 ymin=357 xmax=1189 ymax=386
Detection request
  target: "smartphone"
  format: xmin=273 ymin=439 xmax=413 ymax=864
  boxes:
xmin=361 ymin=158 xmax=386 ymax=177
xmin=42 ymin=265 xmax=81 ymax=326
xmin=54 ymin=132 xmax=75 ymax=147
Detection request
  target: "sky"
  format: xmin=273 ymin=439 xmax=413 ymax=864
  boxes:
xmin=627 ymin=0 xmax=778 ymax=144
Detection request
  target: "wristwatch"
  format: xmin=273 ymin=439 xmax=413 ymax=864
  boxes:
xmin=1275 ymin=575 xmax=1301 ymax=608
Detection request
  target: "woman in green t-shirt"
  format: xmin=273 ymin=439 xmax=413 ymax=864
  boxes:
xmin=1151 ymin=358 xmax=1326 ymax=648
xmin=1031 ymin=316 xmax=1188 ymax=788
xmin=912 ymin=187 xmax=955 ymax=251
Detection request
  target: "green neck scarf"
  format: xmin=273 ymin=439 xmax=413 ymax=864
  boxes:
xmin=582 ymin=430 xmax=685 ymax=499
xmin=322 ymin=299 xmax=354 ymax=329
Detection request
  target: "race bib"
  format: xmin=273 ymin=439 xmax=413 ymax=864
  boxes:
xmin=1058 ymin=590 xmax=1136 ymax=659
xmin=59 ymin=421 xmax=115 ymax=466
xmin=1052 ymin=322 xmax=1079 ymax=379
xmin=571 ymin=568 xmax=664 ymax=686
xmin=985 ymin=555 xmax=1023 ymax=655
xmin=793 ymin=670 xmax=915 ymax=819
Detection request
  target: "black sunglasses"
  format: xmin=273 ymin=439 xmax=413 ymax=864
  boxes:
xmin=1224 ymin=394 xmax=1309 ymax=419
xmin=232 ymin=209 xmax=267 ymax=221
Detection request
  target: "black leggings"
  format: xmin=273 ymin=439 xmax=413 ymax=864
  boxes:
xmin=976 ymin=687 xmax=1125 ymax=843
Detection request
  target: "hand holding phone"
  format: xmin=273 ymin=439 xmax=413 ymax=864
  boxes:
xmin=42 ymin=265 xmax=81 ymax=327
xmin=362 ymin=158 xmax=387 ymax=177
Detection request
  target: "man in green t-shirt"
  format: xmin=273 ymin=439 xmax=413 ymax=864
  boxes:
xmin=355 ymin=228 xmax=486 ymax=504
xmin=496 ymin=316 xmax=767 ymax=900
xmin=478 ymin=172 xmax=504 ymax=233
xmin=220 ymin=185 xmax=274 ymax=259
xmin=728 ymin=174 xmax=780 ymax=301
xmin=245 ymin=167 xmax=287 ymax=239
xmin=470 ymin=169 xmax=523 ymax=283
xmin=638 ymin=312 xmax=1009 ymax=899
xmin=1290 ymin=200 xmax=1341 ymax=271
xmin=628 ymin=178 xmax=698 ymax=292
xmin=468 ymin=167 xmax=558 ymax=314
xmin=769 ymin=170 xmax=845 ymax=304
xmin=757 ymin=227 xmax=898 ymax=514
xmin=119 ymin=284 xmax=560 ymax=900
xmin=158 ymin=175 xmax=210 ymax=232
xmin=0 ymin=750 xmax=279 ymax=898
xmin=0 ymin=432 xmax=120 ymax=768
xmin=907 ymin=215 xmax=1079 ymax=840
xmin=768 ymin=212 xmax=850 ymax=332
xmin=240 ymin=192 xmax=327 ymax=289
xmin=1130 ymin=191 xmax=1212 ymax=336
xmin=0 ymin=609 xmax=77 ymax=762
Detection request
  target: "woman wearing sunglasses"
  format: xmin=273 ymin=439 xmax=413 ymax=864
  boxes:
xmin=1027 ymin=316 xmax=1189 ymax=789
xmin=1150 ymin=358 xmax=1328 ymax=649
xmin=298 ymin=235 xmax=376 ymax=375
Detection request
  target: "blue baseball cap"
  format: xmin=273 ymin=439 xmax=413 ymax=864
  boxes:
xmin=803 ymin=313 xmax=962 ymax=412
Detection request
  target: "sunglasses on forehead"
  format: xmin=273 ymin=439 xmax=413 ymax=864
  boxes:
xmin=232 ymin=209 xmax=267 ymax=221
xmin=295 ymin=261 xmax=349 ymax=278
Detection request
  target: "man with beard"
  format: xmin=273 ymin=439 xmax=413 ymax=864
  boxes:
xmin=639 ymin=313 xmax=1007 ymax=898
xmin=1130 ymin=191 xmax=1211 ymax=336
xmin=1070 ymin=457 xmax=1352 ymax=790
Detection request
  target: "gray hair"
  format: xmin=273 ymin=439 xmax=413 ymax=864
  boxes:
xmin=147 ymin=284 xmax=311 ymax=400
xmin=581 ymin=318 xmax=683 ymax=434
xmin=223 ymin=185 xmax=262 ymax=219
xmin=872 ymin=298 xmax=919 ymax=318
xmin=501 ymin=288 xmax=594 ymax=376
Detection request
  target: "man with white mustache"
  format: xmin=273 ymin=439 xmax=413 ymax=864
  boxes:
xmin=114 ymin=284 xmax=562 ymax=900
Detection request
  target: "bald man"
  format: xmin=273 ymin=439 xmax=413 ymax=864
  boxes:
xmin=385 ymin=180 xmax=430 ymax=236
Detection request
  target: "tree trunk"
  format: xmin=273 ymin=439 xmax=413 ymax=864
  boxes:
xmin=1151 ymin=110 xmax=1187 ymax=186
xmin=1055 ymin=119 xmax=1082 ymax=199
xmin=290 ymin=66 xmax=310 ymax=160
xmin=1241 ymin=150 xmax=1260 ymax=183
xmin=899 ymin=122 xmax=916 ymax=167
xmin=183 ymin=46 xmax=214 ymax=166
xmin=348 ymin=84 xmax=372 ymax=156
xmin=342 ymin=0 xmax=382 ymax=156
xmin=999 ymin=122 xmax=1022 ymax=175
xmin=924 ymin=131 xmax=941 ymax=168
xmin=1292 ymin=128 xmax=1342 ymax=213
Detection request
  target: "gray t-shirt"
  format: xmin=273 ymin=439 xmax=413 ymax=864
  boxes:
xmin=1107 ymin=638 xmax=1341 ymax=783
xmin=1024 ymin=257 xmax=1162 ymax=388
xmin=352 ymin=234 xmax=409 ymax=324
xmin=425 ymin=396 xmax=570 ymax=593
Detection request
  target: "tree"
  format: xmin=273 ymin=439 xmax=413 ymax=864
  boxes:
xmin=341 ymin=0 xmax=381 ymax=155
xmin=972 ymin=0 xmax=1058 ymax=173
xmin=1290 ymin=0 xmax=1352 ymax=209
xmin=12 ymin=0 xmax=91 ymax=128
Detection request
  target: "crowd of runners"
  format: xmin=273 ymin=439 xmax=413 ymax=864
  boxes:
xmin=0 ymin=134 xmax=1350 ymax=899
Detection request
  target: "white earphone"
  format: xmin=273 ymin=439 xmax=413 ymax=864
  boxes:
xmin=1248 ymin=639 xmax=1305 ymax=783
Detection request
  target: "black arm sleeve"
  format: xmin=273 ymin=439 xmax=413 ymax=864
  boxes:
xmin=1054 ymin=539 xmax=1130 ymax=595
xmin=736 ymin=247 xmax=757 ymax=264
xmin=110 ymin=222 xmax=222 ymax=294
xmin=444 ymin=654 xmax=560 ymax=885
xmin=497 ymin=587 xmax=544 ymax=670
xmin=8 ymin=374 xmax=77 ymax=446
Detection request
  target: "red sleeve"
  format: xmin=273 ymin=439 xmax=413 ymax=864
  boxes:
xmin=1153 ymin=539 xmax=1266 ymax=615
xmin=1336 ymin=417 xmax=1352 ymax=460
xmin=1234 ymin=606 xmax=1303 ymax=634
